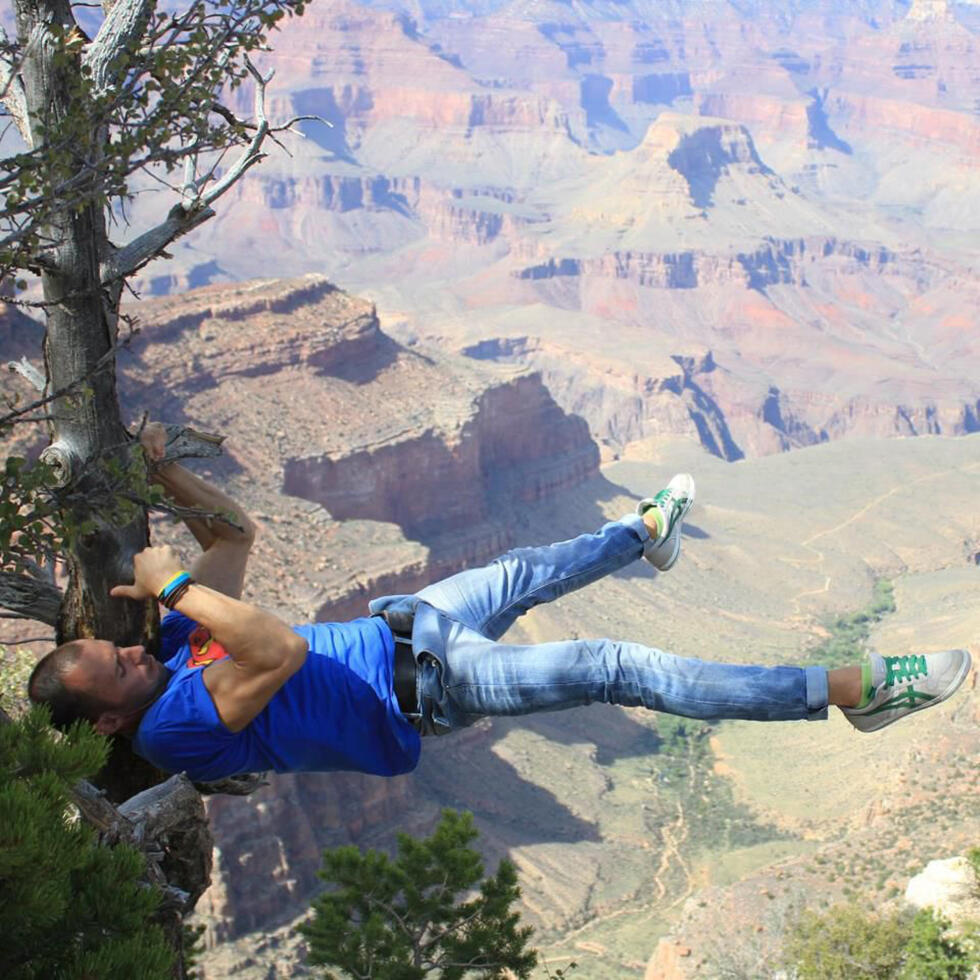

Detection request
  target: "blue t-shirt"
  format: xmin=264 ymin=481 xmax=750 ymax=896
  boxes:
xmin=132 ymin=612 xmax=421 ymax=782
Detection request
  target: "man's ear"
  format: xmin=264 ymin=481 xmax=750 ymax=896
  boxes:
xmin=93 ymin=712 xmax=125 ymax=736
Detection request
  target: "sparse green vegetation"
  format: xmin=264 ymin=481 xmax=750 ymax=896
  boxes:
xmin=803 ymin=579 xmax=896 ymax=668
xmin=649 ymin=715 xmax=788 ymax=857
xmin=782 ymin=902 xmax=980 ymax=980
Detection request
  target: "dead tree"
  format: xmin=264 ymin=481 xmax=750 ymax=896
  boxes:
xmin=1 ymin=0 xmax=315 ymax=635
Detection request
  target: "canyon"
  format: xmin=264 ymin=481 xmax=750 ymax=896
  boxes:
xmin=118 ymin=0 xmax=979 ymax=469
xmin=108 ymin=276 xmax=977 ymax=978
xmin=1 ymin=0 xmax=977 ymax=975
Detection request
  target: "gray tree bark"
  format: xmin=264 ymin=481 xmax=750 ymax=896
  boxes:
xmin=3 ymin=3 xmax=306 ymax=972
xmin=14 ymin=0 xmax=152 ymax=649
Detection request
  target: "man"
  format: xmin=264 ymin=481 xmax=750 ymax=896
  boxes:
xmin=29 ymin=425 xmax=972 ymax=783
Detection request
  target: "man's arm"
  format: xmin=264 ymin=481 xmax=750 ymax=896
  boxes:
xmin=140 ymin=422 xmax=256 ymax=600
xmin=112 ymin=546 xmax=307 ymax=732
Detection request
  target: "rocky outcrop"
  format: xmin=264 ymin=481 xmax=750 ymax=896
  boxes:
xmin=906 ymin=856 xmax=980 ymax=929
xmin=666 ymin=122 xmax=773 ymax=209
xmin=464 ymin=330 xmax=980 ymax=460
xmin=514 ymin=236 xmax=924 ymax=293
xmin=828 ymin=92 xmax=980 ymax=154
xmin=283 ymin=374 xmax=597 ymax=539
xmin=127 ymin=274 xmax=382 ymax=388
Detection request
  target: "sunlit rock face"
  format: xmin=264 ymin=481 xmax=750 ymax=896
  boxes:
xmin=906 ymin=856 xmax=980 ymax=928
xmin=126 ymin=0 xmax=979 ymax=465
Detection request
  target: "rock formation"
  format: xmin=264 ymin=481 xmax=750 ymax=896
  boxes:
xmin=110 ymin=0 xmax=979 ymax=466
xmin=122 ymin=275 xmax=599 ymax=620
xmin=906 ymin=856 xmax=980 ymax=930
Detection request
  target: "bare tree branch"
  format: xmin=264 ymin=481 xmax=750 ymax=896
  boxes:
xmin=157 ymin=423 xmax=225 ymax=464
xmin=197 ymin=56 xmax=272 ymax=207
xmin=82 ymin=0 xmax=156 ymax=95
xmin=0 ymin=26 xmax=31 ymax=147
xmin=0 ymin=569 xmax=62 ymax=626
xmin=6 ymin=356 xmax=46 ymax=393
xmin=98 ymin=200 xmax=215 ymax=286
xmin=99 ymin=58 xmax=284 ymax=285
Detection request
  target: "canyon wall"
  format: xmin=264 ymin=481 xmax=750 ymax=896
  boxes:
xmin=119 ymin=1 xmax=978 ymax=465
xmin=121 ymin=276 xmax=604 ymax=943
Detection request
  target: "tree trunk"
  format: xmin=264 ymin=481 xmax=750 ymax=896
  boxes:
xmin=15 ymin=0 xmax=153 ymax=649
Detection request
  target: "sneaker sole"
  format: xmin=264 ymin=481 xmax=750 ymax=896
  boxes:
xmin=847 ymin=649 xmax=972 ymax=733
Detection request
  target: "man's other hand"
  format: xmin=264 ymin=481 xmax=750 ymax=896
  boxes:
xmin=139 ymin=421 xmax=169 ymax=464
xmin=111 ymin=545 xmax=185 ymax=601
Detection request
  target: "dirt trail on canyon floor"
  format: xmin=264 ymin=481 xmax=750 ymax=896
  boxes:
xmin=781 ymin=461 xmax=980 ymax=617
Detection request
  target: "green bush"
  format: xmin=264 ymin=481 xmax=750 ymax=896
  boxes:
xmin=0 ymin=707 xmax=173 ymax=979
xmin=804 ymin=579 xmax=896 ymax=668
xmin=782 ymin=901 xmax=979 ymax=980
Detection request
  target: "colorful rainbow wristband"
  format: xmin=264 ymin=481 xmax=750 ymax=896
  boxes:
xmin=158 ymin=571 xmax=191 ymax=604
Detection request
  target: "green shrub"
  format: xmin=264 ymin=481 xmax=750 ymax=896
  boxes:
xmin=804 ymin=579 xmax=896 ymax=668
xmin=782 ymin=902 xmax=979 ymax=980
xmin=300 ymin=809 xmax=538 ymax=979
xmin=0 ymin=707 xmax=173 ymax=979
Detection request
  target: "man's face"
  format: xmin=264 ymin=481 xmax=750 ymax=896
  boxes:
xmin=63 ymin=639 xmax=166 ymax=734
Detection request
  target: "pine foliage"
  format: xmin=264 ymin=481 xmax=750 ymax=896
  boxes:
xmin=0 ymin=707 xmax=173 ymax=979
xmin=299 ymin=809 xmax=538 ymax=979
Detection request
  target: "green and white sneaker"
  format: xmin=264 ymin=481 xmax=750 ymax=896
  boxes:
xmin=637 ymin=473 xmax=696 ymax=571
xmin=842 ymin=649 xmax=972 ymax=733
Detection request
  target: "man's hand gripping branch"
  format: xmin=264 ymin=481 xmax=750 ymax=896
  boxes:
xmin=112 ymin=426 xmax=309 ymax=733
xmin=139 ymin=421 xmax=256 ymax=601
xmin=113 ymin=544 xmax=307 ymax=732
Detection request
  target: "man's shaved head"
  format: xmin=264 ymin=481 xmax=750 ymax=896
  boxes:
xmin=28 ymin=640 xmax=111 ymax=728
xmin=29 ymin=637 xmax=166 ymax=734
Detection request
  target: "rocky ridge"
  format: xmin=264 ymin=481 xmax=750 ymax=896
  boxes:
xmin=116 ymin=0 xmax=980 ymax=467
xmin=118 ymin=271 xmax=980 ymax=977
xmin=124 ymin=275 xmax=599 ymax=616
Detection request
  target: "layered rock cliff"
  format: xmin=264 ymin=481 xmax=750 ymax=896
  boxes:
xmin=124 ymin=275 xmax=599 ymax=610
xmin=121 ymin=275 xmax=603 ymax=943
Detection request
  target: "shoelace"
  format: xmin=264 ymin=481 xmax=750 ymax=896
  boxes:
xmin=883 ymin=654 xmax=927 ymax=687
xmin=653 ymin=488 xmax=684 ymax=521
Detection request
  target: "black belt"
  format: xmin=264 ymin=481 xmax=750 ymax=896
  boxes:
xmin=392 ymin=636 xmax=418 ymax=716
xmin=378 ymin=610 xmax=418 ymax=716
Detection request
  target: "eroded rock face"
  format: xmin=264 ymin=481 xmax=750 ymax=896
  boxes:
xmin=125 ymin=272 xmax=600 ymax=594
xmin=283 ymin=374 xmax=597 ymax=537
xmin=119 ymin=276 xmax=601 ymax=945
xmin=906 ymin=856 xmax=980 ymax=928
xmin=118 ymin=1 xmax=979 ymax=466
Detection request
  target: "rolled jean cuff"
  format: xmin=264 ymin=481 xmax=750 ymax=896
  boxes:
xmin=618 ymin=511 xmax=651 ymax=544
xmin=803 ymin=665 xmax=829 ymax=720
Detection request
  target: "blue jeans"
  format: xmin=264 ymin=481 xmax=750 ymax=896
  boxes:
xmin=370 ymin=514 xmax=829 ymax=734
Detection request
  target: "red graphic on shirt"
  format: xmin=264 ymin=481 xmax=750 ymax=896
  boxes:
xmin=186 ymin=625 xmax=230 ymax=669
